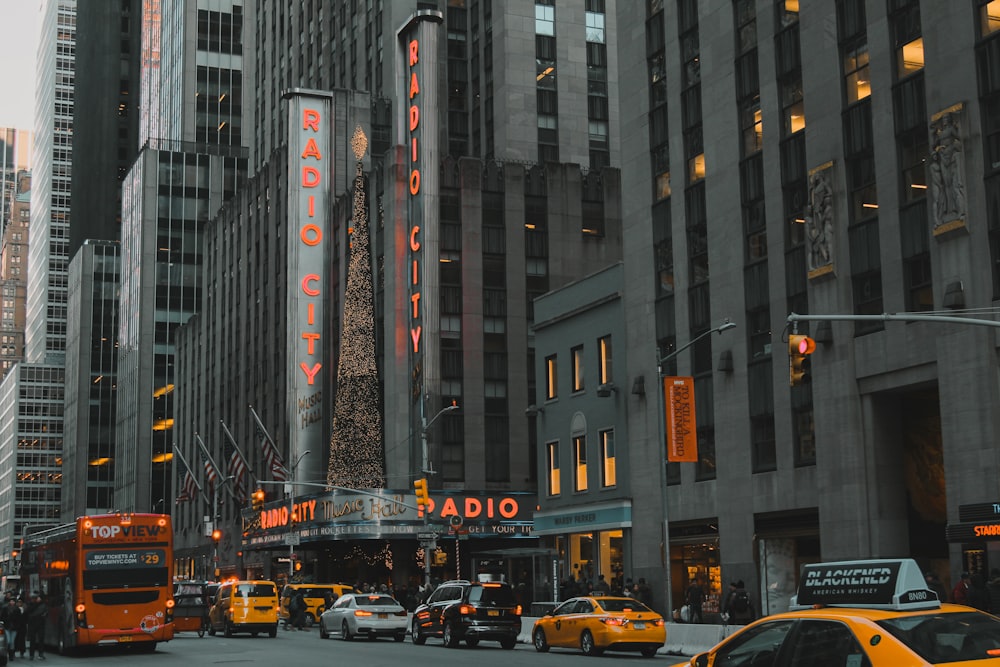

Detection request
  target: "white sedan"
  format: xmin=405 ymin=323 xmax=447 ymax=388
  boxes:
xmin=319 ymin=593 xmax=409 ymax=641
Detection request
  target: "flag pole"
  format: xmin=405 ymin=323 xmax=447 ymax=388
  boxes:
xmin=173 ymin=443 xmax=208 ymax=505
xmin=196 ymin=432 xmax=235 ymax=499
xmin=249 ymin=404 xmax=290 ymax=478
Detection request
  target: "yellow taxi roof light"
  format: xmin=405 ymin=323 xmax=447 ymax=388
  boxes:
xmin=789 ymin=558 xmax=941 ymax=612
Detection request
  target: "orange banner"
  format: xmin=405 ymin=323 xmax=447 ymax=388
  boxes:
xmin=664 ymin=376 xmax=698 ymax=462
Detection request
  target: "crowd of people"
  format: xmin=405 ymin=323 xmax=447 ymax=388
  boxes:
xmin=938 ymin=568 xmax=1000 ymax=612
xmin=0 ymin=591 xmax=49 ymax=660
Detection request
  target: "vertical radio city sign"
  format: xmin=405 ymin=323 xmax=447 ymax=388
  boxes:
xmin=397 ymin=10 xmax=442 ymax=416
xmin=286 ymin=89 xmax=333 ymax=473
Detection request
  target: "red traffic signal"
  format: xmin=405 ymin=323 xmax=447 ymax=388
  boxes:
xmin=211 ymin=529 xmax=222 ymax=542
xmin=788 ymin=334 xmax=816 ymax=386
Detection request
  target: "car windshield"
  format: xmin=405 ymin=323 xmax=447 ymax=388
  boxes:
xmin=598 ymin=598 xmax=653 ymax=613
xmin=357 ymin=595 xmax=397 ymax=607
xmin=877 ymin=611 xmax=1000 ymax=664
xmin=467 ymin=585 xmax=516 ymax=607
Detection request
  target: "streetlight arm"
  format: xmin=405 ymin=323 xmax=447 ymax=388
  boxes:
xmin=422 ymin=403 xmax=459 ymax=433
xmin=658 ymin=320 xmax=736 ymax=367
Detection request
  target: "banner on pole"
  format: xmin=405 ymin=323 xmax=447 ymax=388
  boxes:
xmin=664 ymin=376 xmax=697 ymax=463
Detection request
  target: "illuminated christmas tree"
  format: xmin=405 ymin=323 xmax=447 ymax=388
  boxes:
xmin=327 ymin=126 xmax=385 ymax=489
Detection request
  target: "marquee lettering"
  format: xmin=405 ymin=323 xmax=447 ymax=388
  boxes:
xmin=297 ymin=106 xmax=324 ymax=386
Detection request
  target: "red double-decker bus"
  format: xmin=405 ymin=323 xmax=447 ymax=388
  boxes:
xmin=19 ymin=513 xmax=175 ymax=653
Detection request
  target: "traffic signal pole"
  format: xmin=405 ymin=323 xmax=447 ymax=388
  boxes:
xmin=788 ymin=311 xmax=1000 ymax=329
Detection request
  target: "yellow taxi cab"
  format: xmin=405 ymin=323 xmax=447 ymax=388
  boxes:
xmin=208 ymin=580 xmax=280 ymax=638
xmin=280 ymin=583 xmax=355 ymax=627
xmin=671 ymin=558 xmax=1000 ymax=667
xmin=531 ymin=595 xmax=666 ymax=657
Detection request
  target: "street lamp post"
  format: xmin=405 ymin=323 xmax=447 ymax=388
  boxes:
xmin=419 ymin=398 xmax=459 ymax=585
xmin=656 ymin=319 xmax=735 ymax=617
xmin=287 ymin=450 xmax=311 ymax=580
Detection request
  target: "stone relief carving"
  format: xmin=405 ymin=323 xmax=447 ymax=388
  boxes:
xmin=929 ymin=106 xmax=966 ymax=233
xmin=805 ymin=164 xmax=834 ymax=275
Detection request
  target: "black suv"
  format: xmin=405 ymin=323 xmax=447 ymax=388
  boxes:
xmin=411 ymin=580 xmax=521 ymax=649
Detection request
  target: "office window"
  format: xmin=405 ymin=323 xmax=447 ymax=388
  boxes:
xmin=843 ymin=43 xmax=871 ymax=103
xmin=598 ymin=335 xmax=612 ymax=384
xmin=897 ymin=37 xmax=923 ymax=76
xmin=982 ymin=0 xmax=1000 ymax=36
xmin=600 ymin=429 xmax=616 ymax=487
xmin=574 ymin=435 xmax=588 ymax=492
xmin=547 ymin=441 xmax=561 ymax=496
xmin=535 ymin=3 xmax=555 ymax=36
xmin=572 ymin=345 xmax=585 ymax=392
xmin=545 ymin=354 xmax=558 ymax=399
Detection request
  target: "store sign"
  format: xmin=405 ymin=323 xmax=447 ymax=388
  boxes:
xmin=664 ymin=376 xmax=697 ymax=462
xmin=242 ymin=489 xmax=535 ymax=547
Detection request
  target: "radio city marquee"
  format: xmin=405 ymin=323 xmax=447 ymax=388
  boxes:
xmin=242 ymin=490 xmax=535 ymax=547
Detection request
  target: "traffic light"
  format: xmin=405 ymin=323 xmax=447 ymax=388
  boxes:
xmin=251 ymin=488 xmax=265 ymax=511
xmin=413 ymin=478 xmax=430 ymax=510
xmin=788 ymin=334 xmax=816 ymax=386
xmin=211 ymin=528 xmax=222 ymax=543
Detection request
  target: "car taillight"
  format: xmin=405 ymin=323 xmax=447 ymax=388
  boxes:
xmin=652 ymin=618 xmax=665 ymax=627
xmin=75 ymin=603 xmax=88 ymax=628
xmin=600 ymin=617 xmax=628 ymax=626
xmin=458 ymin=604 xmax=474 ymax=615
xmin=394 ymin=610 xmax=408 ymax=617
xmin=355 ymin=610 xmax=373 ymax=617
xmin=166 ymin=599 xmax=176 ymax=608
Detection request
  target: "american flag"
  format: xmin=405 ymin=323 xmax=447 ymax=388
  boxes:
xmin=198 ymin=438 xmax=220 ymax=490
xmin=224 ymin=433 xmax=248 ymax=502
xmin=175 ymin=468 xmax=199 ymax=504
xmin=251 ymin=407 xmax=288 ymax=482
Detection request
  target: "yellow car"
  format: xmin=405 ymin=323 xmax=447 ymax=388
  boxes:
xmin=531 ymin=595 xmax=666 ymax=658
xmin=672 ymin=558 xmax=1000 ymax=667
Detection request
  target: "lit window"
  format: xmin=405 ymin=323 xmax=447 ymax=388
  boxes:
xmin=601 ymin=430 xmax=616 ymax=487
xmin=545 ymin=355 xmax=558 ymax=400
xmin=547 ymin=441 xmax=560 ymax=496
xmin=688 ymin=153 xmax=706 ymax=182
xmin=897 ymin=37 xmax=924 ymax=76
xmin=574 ymin=436 xmax=588 ymax=492
xmin=844 ymin=45 xmax=871 ymax=103
xmin=571 ymin=346 xmax=584 ymax=392
xmin=656 ymin=171 xmax=672 ymax=200
xmin=598 ymin=336 xmax=612 ymax=384
xmin=982 ymin=0 xmax=1000 ymax=36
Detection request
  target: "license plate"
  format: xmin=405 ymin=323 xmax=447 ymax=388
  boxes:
xmin=634 ymin=622 xmax=646 ymax=630
xmin=488 ymin=610 xmax=500 ymax=616
xmin=378 ymin=613 xmax=387 ymax=619
xmin=119 ymin=635 xmax=133 ymax=643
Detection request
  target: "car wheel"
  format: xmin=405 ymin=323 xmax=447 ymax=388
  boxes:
xmin=500 ymin=637 xmax=516 ymax=650
xmin=394 ymin=633 xmax=406 ymax=642
xmin=208 ymin=622 xmax=216 ymax=636
xmin=411 ymin=618 xmax=426 ymax=645
xmin=268 ymin=626 xmax=277 ymax=638
xmin=319 ymin=619 xmax=329 ymax=639
xmin=641 ymin=646 xmax=658 ymax=658
xmin=341 ymin=619 xmax=353 ymax=641
xmin=443 ymin=621 xmax=459 ymax=648
xmin=581 ymin=630 xmax=603 ymax=656
xmin=224 ymin=621 xmax=233 ymax=638
xmin=533 ymin=628 xmax=549 ymax=652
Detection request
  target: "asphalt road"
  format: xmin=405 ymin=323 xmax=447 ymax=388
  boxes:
xmin=15 ymin=624 xmax=688 ymax=665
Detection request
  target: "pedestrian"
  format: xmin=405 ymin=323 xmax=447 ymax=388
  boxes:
xmin=685 ymin=577 xmax=705 ymax=624
xmin=968 ymin=573 xmax=990 ymax=611
xmin=290 ymin=590 xmax=307 ymax=630
xmin=987 ymin=569 xmax=1000 ymax=613
xmin=594 ymin=574 xmax=611 ymax=595
xmin=952 ymin=571 xmax=971 ymax=605
xmin=0 ymin=597 xmax=20 ymax=660
xmin=14 ymin=598 xmax=27 ymax=657
xmin=636 ymin=578 xmax=654 ymax=608
xmin=621 ymin=577 xmax=635 ymax=598
xmin=26 ymin=593 xmax=46 ymax=660
xmin=722 ymin=580 xmax=756 ymax=625
xmin=925 ymin=570 xmax=948 ymax=604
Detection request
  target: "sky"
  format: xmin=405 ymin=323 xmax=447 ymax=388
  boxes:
xmin=0 ymin=0 xmax=41 ymax=130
